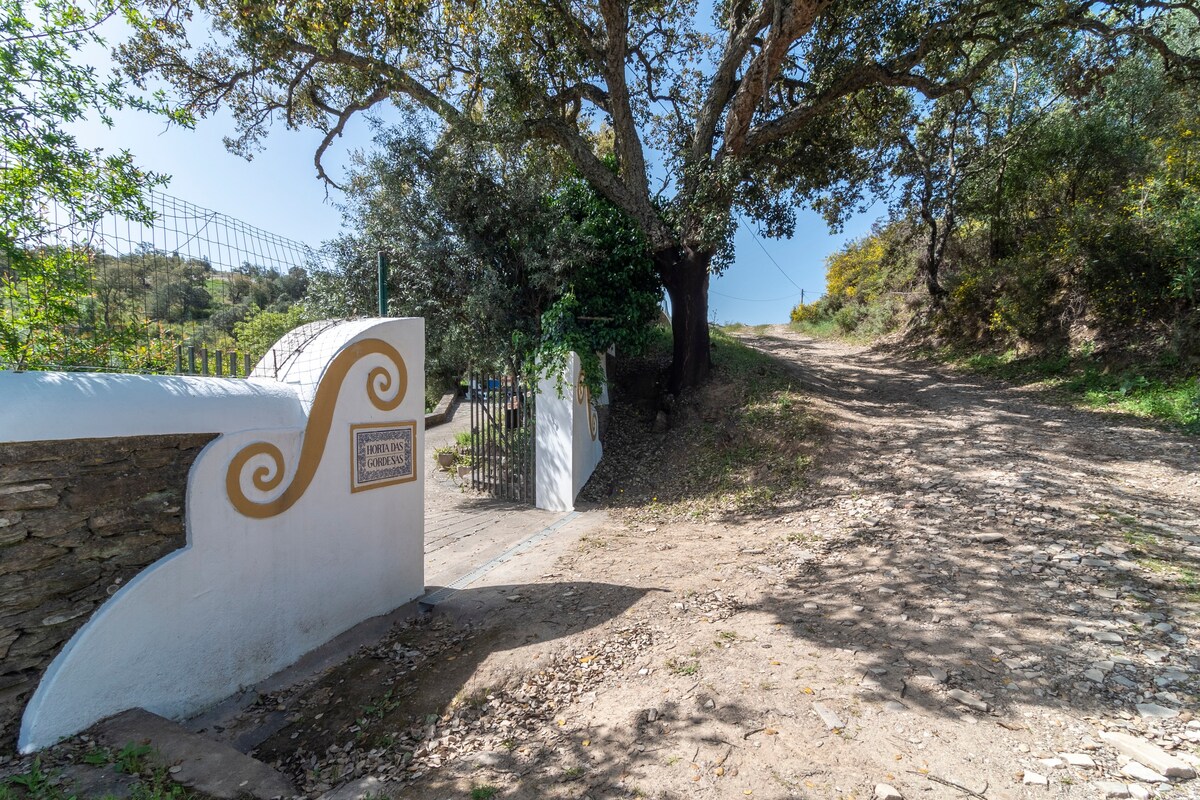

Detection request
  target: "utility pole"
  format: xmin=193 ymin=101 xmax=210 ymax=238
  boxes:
xmin=377 ymin=251 xmax=389 ymax=316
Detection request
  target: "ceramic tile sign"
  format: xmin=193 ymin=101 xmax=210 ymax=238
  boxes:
xmin=351 ymin=421 xmax=416 ymax=491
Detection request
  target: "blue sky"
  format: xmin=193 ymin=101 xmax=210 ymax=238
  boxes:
xmin=74 ymin=64 xmax=880 ymax=326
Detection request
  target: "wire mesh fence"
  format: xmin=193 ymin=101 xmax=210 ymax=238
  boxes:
xmin=1 ymin=190 xmax=326 ymax=375
xmin=249 ymin=318 xmax=351 ymax=381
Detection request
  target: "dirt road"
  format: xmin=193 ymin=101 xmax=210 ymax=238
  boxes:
xmin=224 ymin=327 xmax=1200 ymax=800
xmin=672 ymin=326 xmax=1199 ymax=797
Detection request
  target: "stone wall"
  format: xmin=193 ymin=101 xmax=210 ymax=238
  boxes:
xmin=0 ymin=433 xmax=215 ymax=751
xmin=424 ymin=392 xmax=459 ymax=428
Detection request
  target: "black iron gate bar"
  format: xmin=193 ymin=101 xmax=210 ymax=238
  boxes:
xmin=468 ymin=371 xmax=535 ymax=504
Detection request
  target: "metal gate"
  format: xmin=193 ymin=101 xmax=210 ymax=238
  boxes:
xmin=467 ymin=371 xmax=536 ymax=504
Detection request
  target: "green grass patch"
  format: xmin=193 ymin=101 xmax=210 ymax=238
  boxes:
xmin=787 ymin=317 xmax=881 ymax=344
xmin=789 ymin=318 xmax=841 ymax=338
xmin=1119 ymin=526 xmax=1200 ymax=602
xmin=358 ymin=689 xmax=402 ymax=725
xmin=203 ymin=276 xmax=228 ymax=295
xmin=1 ymin=750 xmax=196 ymax=800
xmin=587 ymin=325 xmax=818 ymax=520
xmin=676 ymin=328 xmax=816 ymax=514
xmin=1123 ymin=528 xmax=1157 ymax=550
xmin=950 ymin=349 xmax=1199 ymax=433
xmin=1138 ymin=556 xmax=1200 ymax=602
xmin=665 ymin=657 xmax=700 ymax=676
xmin=720 ymin=322 xmax=783 ymax=336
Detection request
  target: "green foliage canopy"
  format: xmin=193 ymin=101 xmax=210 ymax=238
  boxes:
xmin=538 ymin=161 xmax=664 ymax=390
xmin=0 ymin=0 xmax=192 ymax=370
xmin=798 ymin=39 xmax=1200 ymax=353
xmin=308 ymin=129 xmax=660 ymax=389
xmin=232 ymin=304 xmax=316 ymax=364
xmin=120 ymin=0 xmax=1200 ymax=390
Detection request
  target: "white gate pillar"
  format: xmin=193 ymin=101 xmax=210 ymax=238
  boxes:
xmin=535 ymin=352 xmax=605 ymax=512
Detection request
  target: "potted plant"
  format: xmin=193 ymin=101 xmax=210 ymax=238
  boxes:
xmin=456 ymin=455 xmax=474 ymax=478
xmin=434 ymin=445 xmax=457 ymax=469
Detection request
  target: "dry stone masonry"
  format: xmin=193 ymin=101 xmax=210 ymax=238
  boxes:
xmin=0 ymin=433 xmax=215 ymax=749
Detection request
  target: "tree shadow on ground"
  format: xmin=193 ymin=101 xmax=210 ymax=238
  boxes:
xmin=560 ymin=329 xmax=1197 ymax=796
xmin=231 ymin=580 xmax=665 ymax=799
xmin=748 ymin=331 xmax=1197 ymax=480
xmin=407 ymin=692 xmax=768 ymax=800
xmin=750 ymin=331 xmax=1199 ymax=560
xmin=728 ymin=331 xmax=1198 ymax=723
xmin=427 ymin=495 xmax=549 ymax=515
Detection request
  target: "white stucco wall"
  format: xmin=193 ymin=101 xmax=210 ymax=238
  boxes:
xmin=15 ymin=318 xmax=426 ymax=752
xmin=535 ymin=352 xmax=605 ymax=512
xmin=0 ymin=372 xmax=306 ymax=442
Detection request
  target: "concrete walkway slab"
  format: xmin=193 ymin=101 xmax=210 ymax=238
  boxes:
xmin=424 ymin=401 xmax=567 ymax=588
xmin=98 ymin=708 xmax=294 ymax=799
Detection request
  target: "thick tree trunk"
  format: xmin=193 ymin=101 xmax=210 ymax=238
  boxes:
xmin=922 ymin=215 xmax=948 ymax=299
xmin=656 ymin=247 xmax=712 ymax=395
xmin=925 ymin=267 xmax=947 ymax=299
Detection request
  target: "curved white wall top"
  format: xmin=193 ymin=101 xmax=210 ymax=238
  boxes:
xmin=0 ymin=372 xmax=306 ymax=442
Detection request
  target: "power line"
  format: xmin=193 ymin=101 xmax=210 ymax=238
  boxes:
xmin=737 ymin=215 xmax=805 ymax=291
xmin=711 ymin=289 xmax=805 ymax=302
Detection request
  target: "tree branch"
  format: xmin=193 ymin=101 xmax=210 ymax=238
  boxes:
xmin=722 ymin=0 xmax=831 ymax=156
xmin=546 ymin=82 xmax=610 ymax=112
xmin=314 ymin=85 xmax=390 ymax=189
xmin=691 ymin=0 xmax=775 ymax=161
xmin=283 ymin=37 xmax=466 ymax=127
xmin=738 ymin=25 xmax=1042 ymax=155
xmin=598 ymin=0 xmax=651 ymax=202
xmin=543 ymin=0 xmax=608 ymax=66
xmin=285 ymin=55 xmax=320 ymax=127
xmin=526 ymin=116 xmax=673 ymax=250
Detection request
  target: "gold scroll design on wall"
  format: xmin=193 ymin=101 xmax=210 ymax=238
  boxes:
xmin=226 ymin=338 xmax=408 ymax=519
xmin=575 ymin=372 xmax=598 ymax=441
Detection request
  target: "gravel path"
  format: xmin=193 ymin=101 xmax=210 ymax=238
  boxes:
xmin=543 ymin=327 xmax=1200 ymax=800
xmin=720 ymin=326 xmax=1200 ymax=797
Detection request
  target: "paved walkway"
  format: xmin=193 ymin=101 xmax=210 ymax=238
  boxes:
xmin=423 ymin=400 xmax=570 ymax=589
